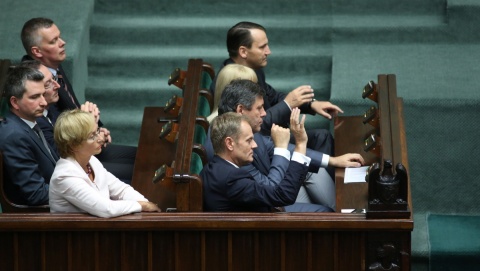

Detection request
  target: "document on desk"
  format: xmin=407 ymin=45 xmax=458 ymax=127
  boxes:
xmin=344 ymin=166 xmax=369 ymax=183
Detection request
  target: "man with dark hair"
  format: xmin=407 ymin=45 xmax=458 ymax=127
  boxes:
xmin=211 ymin=21 xmax=339 ymax=160
xmin=205 ymin=79 xmax=364 ymax=211
xmin=201 ymin=111 xmax=330 ymax=212
xmin=20 ymin=17 xmax=136 ymax=184
xmin=0 ymin=66 xmax=58 ymax=205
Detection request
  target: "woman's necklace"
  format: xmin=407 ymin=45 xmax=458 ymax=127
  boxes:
xmin=86 ymin=163 xmax=94 ymax=182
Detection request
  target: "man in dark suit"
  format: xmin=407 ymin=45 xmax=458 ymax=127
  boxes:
xmin=20 ymin=17 xmax=136 ymax=183
xmin=205 ymin=79 xmax=364 ymax=211
xmin=210 ymin=21 xmax=339 ymax=158
xmin=0 ymin=66 xmax=58 ymax=205
xmin=201 ymin=111 xmax=332 ymax=212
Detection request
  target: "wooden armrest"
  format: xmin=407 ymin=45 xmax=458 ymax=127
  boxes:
xmin=159 ymin=121 xmax=179 ymax=143
xmin=168 ymin=68 xmax=187 ymax=89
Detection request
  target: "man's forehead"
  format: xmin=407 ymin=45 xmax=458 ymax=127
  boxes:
xmin=39 ymin=24 xmax=60 ymax=39
xmin=24 ymin=80 xmax=45 ymax=95
xmin=240 ymin=120 xmax=253 ymax=135
xmin=250 ymin=29 xmax=268 ymax=44
xmin=254 ymin=96 xmax=264 ymax=106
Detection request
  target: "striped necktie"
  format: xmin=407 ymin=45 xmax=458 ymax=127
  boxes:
xmin=57 ymin=70 xmax=78 ymax=108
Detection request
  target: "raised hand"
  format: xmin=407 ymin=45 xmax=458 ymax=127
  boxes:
xmin=271 ymin=123 xmax=290 ymax=149
xmin=284 ymin=85 xmax=314 ymax=108
xmin=289 ymin=107 xmax=307 ymax=154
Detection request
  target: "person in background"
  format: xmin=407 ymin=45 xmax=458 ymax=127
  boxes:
xmin=20 ymin=60 xmax=99 ymax=157
xmin=207 ymin=64 xmax=258 ymax=122
xmin=0 ymin=66 xmax=57 ymax=205
xmin=21 ymin=17 xmax=137 ymax=184
xmin=49 ymin=109 xmax=160 ymax=218
xmin=201 ymin=110 xmax=332 ymax=212
xmin=211 ymin=21 xmax=338 ymax=174
xmin=205 ymin=80 xmax=365 ymax=210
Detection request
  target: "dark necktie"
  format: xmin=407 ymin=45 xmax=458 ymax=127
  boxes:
xmin=46 ymin=109 xmax=56 ymax=126
xmin=57 ymin=70 xmax=78 ymax=108
xmin=32 ymin=124 xmax=57 ymax=161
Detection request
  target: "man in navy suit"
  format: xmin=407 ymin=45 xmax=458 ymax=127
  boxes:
xmin=210 ymin=21 xmax=339 ymax=160
xmin=201 ymin=110 xmax=331 ymax=212
xmin=20 ymin=17 xmax=136 ymax=184
xmin=0 ymin=66 xmax=59 ymax=205
xmin=204 ymin=80 xmax=364 ymax=211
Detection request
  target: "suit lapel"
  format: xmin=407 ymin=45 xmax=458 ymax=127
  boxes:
xmin=10 ymin=114 xmax=58 ymax=165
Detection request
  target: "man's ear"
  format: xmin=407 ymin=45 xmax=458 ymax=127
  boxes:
xmin=9 ymin=96 xmax=20 ymax=110
xmin=235 ymin=104 xmax=244 ymax=114
xmin=238 ymin=46 xmax=248 ymax=59
xmin=30 ymin=46 xmax=42 ymax=59
xmin=225 ymin=137 xmax=235 ymax=151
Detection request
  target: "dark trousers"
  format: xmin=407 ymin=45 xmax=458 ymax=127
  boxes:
xmin=95 ymin=144 xmax=137 ymax=184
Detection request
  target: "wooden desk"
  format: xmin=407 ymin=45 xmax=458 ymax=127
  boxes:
xmin=0 ymin=68 xmax=413 ymax=270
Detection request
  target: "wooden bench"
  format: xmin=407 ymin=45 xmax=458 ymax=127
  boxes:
xmin=0 ymin=62 xmax=413 ymax=270
xmin=131 ymin=58 xmax=214 ymax=212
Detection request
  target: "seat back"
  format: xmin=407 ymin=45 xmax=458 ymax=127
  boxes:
xmin=0 ymin=59 xmax=12 ymax=120
xmin=0 ymin=151 xmax=50 ymax=213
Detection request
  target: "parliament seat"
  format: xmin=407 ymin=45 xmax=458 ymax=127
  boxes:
xmin=0 ymin=59 xmax=12 ymax=120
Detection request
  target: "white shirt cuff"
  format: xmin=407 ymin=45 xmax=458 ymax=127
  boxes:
xmin=291 ymin=152 xmax=311 ymax=166
xmin=274 ymin=147 xmax=290 ymax=161
xmin=321 ymin=154 xmax=330 ymax=168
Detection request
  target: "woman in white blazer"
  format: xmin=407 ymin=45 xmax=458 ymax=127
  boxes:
xmin=49 ymin=109 xmax=160 ymax=218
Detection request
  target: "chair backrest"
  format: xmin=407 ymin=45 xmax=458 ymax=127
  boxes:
xmin=0 ymin=59 xmax=12 ymax=120
xmin=0 ymin=151 xmax=50 ymax=213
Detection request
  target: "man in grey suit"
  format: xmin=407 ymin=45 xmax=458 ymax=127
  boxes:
xmin=0 ymin=66 xmax=58 ymax=205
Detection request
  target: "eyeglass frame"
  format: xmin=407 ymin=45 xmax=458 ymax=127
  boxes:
xmin=87 ymin=127 xmax=102 ymax=142
xmin=44 ymin=73 xmax=58 ymax=90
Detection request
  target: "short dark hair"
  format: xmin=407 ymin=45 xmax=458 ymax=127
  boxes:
xmin=21 ymin=17 xmax=54 ymax=55
xmin=227 ymin=22 xmax=266 ymax=58
xmin=210 ymin=112 xmax=248 ymax=154
xmin=4 ymin=66 xmax=44 ymax=108
xmin=218 ymin=79 xmax=265 ymax=115
xmin=18 ymin=59 xmax=42 ymax=70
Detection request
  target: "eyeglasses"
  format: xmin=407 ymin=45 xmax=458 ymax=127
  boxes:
xmin=44 ymin=74 xmax=58 ymax=90
xmin=87 ymin=127 xmax=101 ymax=142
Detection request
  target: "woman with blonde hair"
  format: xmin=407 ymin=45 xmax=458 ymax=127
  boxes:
xmin=207 ymin=64 xmax=258 ymax=122
xmin=49 ymin=109 xmax=160 ymax=218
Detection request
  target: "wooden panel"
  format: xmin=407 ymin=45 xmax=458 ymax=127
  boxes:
xmin=0 ymin=232 xmax=14 ymax=271
xmin=231 ymin=232 xmax=256 ymax=271
xmin=44 ymin=232 xmax=69 ymax=271
xmin=334 ymin=116 xmax=377 ymax=211
xmin=151 ymin=231 xmax=175 ymax=271
xmin=132 ymin=107 xmax=177 ymax=209
xmin=204 ymin=231 xmax=229 ymax=271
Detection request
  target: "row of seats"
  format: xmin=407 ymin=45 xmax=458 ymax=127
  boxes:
xmin=131 ymin=58 xmax=215 ymax=212
xmin=0 ymin=58 xmax=215 ymax=213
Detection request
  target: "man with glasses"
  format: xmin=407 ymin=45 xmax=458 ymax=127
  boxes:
xmin=20 ymin=17 xmax=136 ymax=184
xmin=21 ymin=60 xmax=100 ymax=151
xmin=0 ymin=65 xmax=57 ymax=206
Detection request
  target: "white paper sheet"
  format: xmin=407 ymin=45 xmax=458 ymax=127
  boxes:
xmin=344 ymin=166 xmax=369 ymax=183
